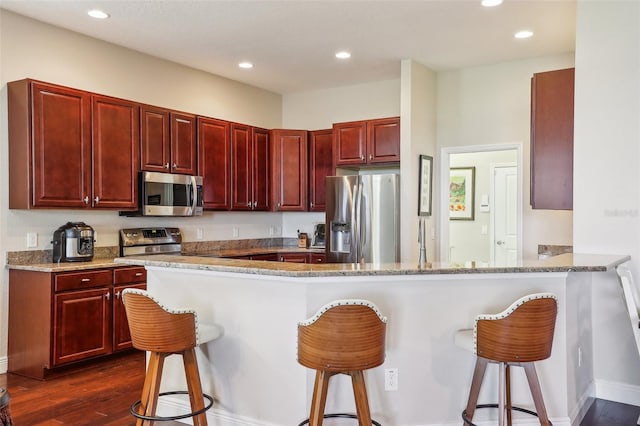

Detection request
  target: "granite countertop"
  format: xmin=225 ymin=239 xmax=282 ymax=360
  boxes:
xmin=113 ymin=253 xmax=631 ymax=278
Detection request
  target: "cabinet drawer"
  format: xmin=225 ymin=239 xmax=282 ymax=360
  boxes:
xmin=54 ymin=270 xmax=112 ymax=292
xmin=113 ymin=267 xmax=147 ymax=284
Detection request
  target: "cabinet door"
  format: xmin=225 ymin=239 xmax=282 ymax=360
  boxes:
xmin=309 ymin=129 xmax=333 ymax=212
xmin=30 ymin=81 xmax=92 ymax=208
xmin=53 ymin=287 xmax=112 ymax=366
xmin=113 ymin=283 xmax=146 ymax=352
xmin=333 ymin=121 xmax=366 ymax=166
xmin=367 ymin=117 xmax=400 ymax=164
xmin=252 ymin=127 xmax=270 ymax=211
xmin=270 ymin=129 xmax=308 ymax=211
xmin=171 ymin=112 xmax=198 ymax=175
xmin=92 ymin=95 xmax=140 ymax=209
xmin=231 ymin=123 xmax=252 ymax=210
xmin=198 ymin=117 xmax=231 ymax=210
xmin=530 ymin=68 xmax=574 ymax=210
xmin=140 ymin=105 xmax=171 ymax=172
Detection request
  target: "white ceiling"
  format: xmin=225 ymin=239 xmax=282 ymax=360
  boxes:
xmin=0 ymin=0 xmax=576 ymax=94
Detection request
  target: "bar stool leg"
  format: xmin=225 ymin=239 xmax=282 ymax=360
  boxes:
xmin=351 ymin=371 xmax=372 ymax=426
xmin=506 ymin=365 xmax=512 ymax=426
xmin=309 ymin=370 xmax=334 ymax=426
xmin=463 ymin=357 xmax=489 ymax=425
xmin=183 ymin=348 xmax=208 ymax=426
xmin=498 ymin=362 xmax=506 ymax=426
xmin=522 ymin=363 xmax=551 ymax=426
xmin=138 ymin=352 xmax=166 ymax=426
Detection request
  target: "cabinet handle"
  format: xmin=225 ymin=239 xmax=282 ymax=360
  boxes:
xmin=173 ymin=163 xmax=177 ymax=169
xmin=105 ymin=292 xmax=110 ymax=300
xmin=369 ymin=154 xmax=373 ymax=160
xmin=115 ymin=290 xmax=121 ymax=299
xmin=253 ymin=201 xmax=257 ymax=208
xmin=81 ymin=278 xmax=91 ymax=282
xmin=247 ymin=202 xmax=252 ymax=207
xmin=277 ymin=202 xmax=281 ymax=209
xmin=94 ymin=196 xmax=100 ymax=204
xmin=310 ymin=202 xmax=314 ymax=208
xmin=83 ymin=196 xmax=89 ymax=204
xmin=165 ymin=163 xmax=170 ymax=169
xmin=135 ymin=272 xmax=143 ymax=277
xmin=361 ymin=155 xmax=365 ymax=161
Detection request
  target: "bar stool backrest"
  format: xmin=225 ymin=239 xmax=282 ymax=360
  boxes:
xmin=475 ymin=293 xmax=557 ymax=363
xmin=298 ymin=299 xmax=387 ymax=372
xmin=122 ymin=288 xmax=197 ymax=353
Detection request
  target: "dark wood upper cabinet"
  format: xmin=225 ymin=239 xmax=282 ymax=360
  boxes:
xmin=171 ymin=112 xmax=198 ymax=175
xmin=333 ymin=117 xmax=400 ymax=167
xmin=232 ymin=125 xmax=270 ymax=211
xmin=309 ymin=129 xmax=333 ymax=212
xmin=8 ymin=80 xmax=138 ymax=210
xmin=141 ymin=106 xmax=197 ymax=175
xmin=91 ymin=95 xmax=140 ymax=209
xmin=530 ymin=68 xmax=575 ymax=210
xmin=270 ymin=129 xmax=308 ymax=211
xmin=198 ymin=116 xmax=231 ymax=210
xmin=9 ymin=80 xmax=92 ymax=209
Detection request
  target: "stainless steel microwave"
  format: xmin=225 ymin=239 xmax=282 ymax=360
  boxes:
xmin=121 ymin=171 xmax=203 ymax=217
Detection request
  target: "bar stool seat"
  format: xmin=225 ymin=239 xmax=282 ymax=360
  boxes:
xmin=455 ymin=293 xmax=557 ymax=426
xmin=122 ymin=288 xmax=223 ymax=426
xmin=297 ymin=299 xmax=387 ymax=426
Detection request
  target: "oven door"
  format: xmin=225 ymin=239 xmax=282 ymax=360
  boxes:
xmin=141 ymin=171 xmax=203 ymax=216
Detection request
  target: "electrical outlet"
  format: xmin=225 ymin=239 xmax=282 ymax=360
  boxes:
xmin=196 ymin=228 xmax=204 ymax=240
xmin=233 ymin=227 xmax=239 ymax=238
xmin=26 ymin=232 xmax=38 ymax=248
xmin=384 ymin=368 xmax=398 ymax=391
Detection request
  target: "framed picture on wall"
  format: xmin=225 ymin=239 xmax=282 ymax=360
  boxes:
xmin=418 ymin=155 xmax=433 ymax=216
xmin=449 ymin=167 xmax=475 ymax=220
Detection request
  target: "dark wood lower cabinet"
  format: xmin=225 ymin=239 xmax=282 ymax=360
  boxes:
xmin=230 ymin=252 xmax=325 ymax=263
xmin=8 ymin=266 xmax=147 ymax=380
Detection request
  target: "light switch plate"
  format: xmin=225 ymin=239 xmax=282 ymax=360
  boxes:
xmin=27 ymin=232 xmax=38 ymax=248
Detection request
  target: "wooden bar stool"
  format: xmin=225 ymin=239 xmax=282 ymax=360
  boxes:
xmin=297 ymin=299 xmax=387 ymax=426
xmin=454 ymin=293 xmax=557 ymax=426
xmin=122 ymin=288 xmax=223 ymax=426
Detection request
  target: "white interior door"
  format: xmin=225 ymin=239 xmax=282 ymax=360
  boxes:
xmin=492 ymin=165 xmax=518 ymax=265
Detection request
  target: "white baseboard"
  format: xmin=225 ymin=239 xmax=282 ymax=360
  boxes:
xmin=157 ymin=396 xmax=571 ymax=426
xmin=595 ymin=379 xmax=640 ymax=406
xmin=0 ymin=356 xmax=7 ymax=374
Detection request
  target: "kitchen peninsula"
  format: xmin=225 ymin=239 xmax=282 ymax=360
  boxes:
xmin=115 ymin=253 xmax=628 ymax=426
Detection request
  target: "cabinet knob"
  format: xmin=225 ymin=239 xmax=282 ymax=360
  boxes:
xmin=105 ymin=292 xmax=110 ymax=300
xmin=247 ymin=202 xmax=252 ymax=207
xmin=115 ymin=290 xmax=121 ymax=299
xmin=83 ymin=196 xmax=89 ymax=204
xmin=94 ymin=196 xmax=100 ymax=204
xmin=369 ymin=154 xmax=373 ymax=160
xmin=253 ymin=201 xmax=257 ymax=208
xmin=310 ymin=202 xmax=314 ymax=208
xmin=277 ymin=202 xmax=281 ymax=209
xmin=361 ymin=155 xmax=365 ymax=160
xmin=173 ymin=163 xmax=177 ymax=169
xmin=165 ymin=163 xmax=170 ymax=169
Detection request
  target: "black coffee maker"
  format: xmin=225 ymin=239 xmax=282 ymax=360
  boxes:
xmin=52 ymin=222 xmax=95 ymax=262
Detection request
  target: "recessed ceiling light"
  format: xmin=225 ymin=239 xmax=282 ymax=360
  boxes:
xmin=335 ymin=51 xmax=351 ymax=59
xmin=481 ymin=0 xmax=503 ymax=7
xmin=238 ymin=62 xmax=254 ymax=69
xmin=514 ymin=30 xmax=534 ymax=39
xmin=87 ymin=9 xmax=109 ymax=19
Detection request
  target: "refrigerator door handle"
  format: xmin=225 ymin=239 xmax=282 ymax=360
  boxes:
xmin=354 ymin=182 xmax=364 ymax=262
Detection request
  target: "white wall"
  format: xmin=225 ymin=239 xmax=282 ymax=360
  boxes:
xmin=437 ymin=53 xmax=576 ymax=259
xmin=573 ymin=0 xmax=640 ymax=403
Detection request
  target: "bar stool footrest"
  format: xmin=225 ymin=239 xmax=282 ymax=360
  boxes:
xmin=297 ymin=413 xmax=382 ymax=426
xmin=130 ymin=390 xmax=214 ymax=422
xmin=462 ymin=404 xmax=553 ymax=426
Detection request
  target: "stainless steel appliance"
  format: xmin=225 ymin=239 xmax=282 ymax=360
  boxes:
xmin=119 ymin=227 xmax=182 ymax=257
xmin=311 ymin=223 xmax=326 ymax=248
xmin=52 ymin=222 xmax=95 ymax=262
xmin=120 ymin=171 xmax=203 ymax=217
xmin=325 ymin=174 xmax=400 ymax=263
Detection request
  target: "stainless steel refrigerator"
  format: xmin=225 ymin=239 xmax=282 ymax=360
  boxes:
xmin=325 ymin=174 xmax=400 ymax=263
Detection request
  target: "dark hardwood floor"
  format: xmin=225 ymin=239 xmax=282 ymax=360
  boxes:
xmin=1 ymin=352 xmax=638 ymax=425
xmin=0 ymin=351 xmax=182 ymax=426
xmin=581 ymin=398 xmax=640 ymax=426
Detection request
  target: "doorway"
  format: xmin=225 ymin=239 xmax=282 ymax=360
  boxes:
xmin=439 ymin=144 xmax=523 ymax=265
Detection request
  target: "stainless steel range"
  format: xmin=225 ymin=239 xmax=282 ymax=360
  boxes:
xmin=119 ymin=227 xmax=182 ymax=257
